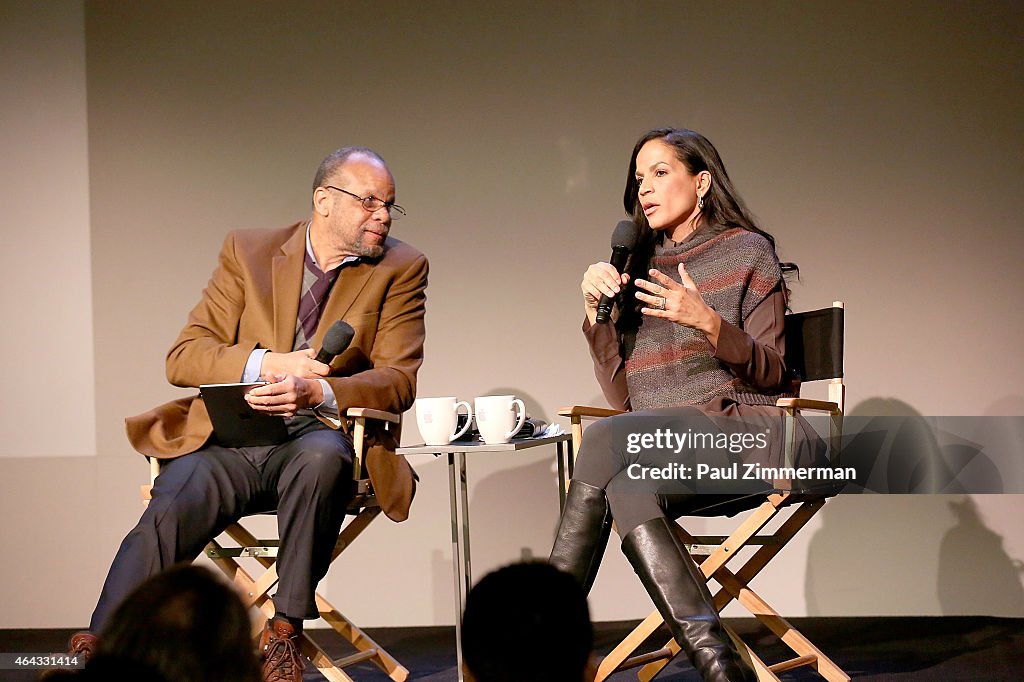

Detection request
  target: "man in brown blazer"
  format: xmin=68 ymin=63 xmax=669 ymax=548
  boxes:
xmin=74 ymin=147 xmax=427 ymax=682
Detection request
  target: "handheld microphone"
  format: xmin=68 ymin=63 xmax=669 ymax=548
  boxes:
xmin=595 ymin=220 xmax=639 ymax=323
xmin=314 ymin=321 xmax=355 ymax=365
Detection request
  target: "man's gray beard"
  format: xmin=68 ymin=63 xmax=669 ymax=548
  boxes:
xmin=355 ymin=243 xmax=384 ymax=259
xmin=342 ymin=234 xmax=385 ymax=259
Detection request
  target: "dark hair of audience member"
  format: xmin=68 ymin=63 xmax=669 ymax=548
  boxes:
xmin=86 ymin=564 xmax=261 ymax=682
xmin=462 ymin=561 xmax=594 ymax=682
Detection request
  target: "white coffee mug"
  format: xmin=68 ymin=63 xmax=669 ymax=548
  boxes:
xmin=415 ymin=397 xmax=472 ymax=446
xmin=474 ymin=395 xmax=527 ymax=444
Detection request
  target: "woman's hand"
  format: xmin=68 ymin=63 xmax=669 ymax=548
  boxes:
xmin=634 ymin=263 xmax=722 ymax=342
xmin=582 ymin=262 xmax=630 ymax=325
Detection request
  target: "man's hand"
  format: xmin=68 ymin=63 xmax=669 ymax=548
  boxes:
xmin=245 ymin=374 xmax=324 ymax=418
xmin=260 ymin=348 xmax=330 ymax=381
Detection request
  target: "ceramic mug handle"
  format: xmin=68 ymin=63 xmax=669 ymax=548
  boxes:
xmin=505 ymin=398 xmax=527 ymax=440
xmin=451 ymin=400 xmax=473 ymax=441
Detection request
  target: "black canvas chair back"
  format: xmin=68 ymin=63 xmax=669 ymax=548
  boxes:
xmin=785 ymin=304 xmax=844 ymax=383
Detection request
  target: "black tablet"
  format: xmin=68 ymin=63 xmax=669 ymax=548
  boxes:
xmin=199 ymin=382 xmax=289 ymax=448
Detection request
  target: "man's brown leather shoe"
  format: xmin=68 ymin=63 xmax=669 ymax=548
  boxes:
xmin=259 ymin=618 xmax=305 ymax=682
xmin=38 ymin=634 xmax=96 ymax=681
xmin=69 ymin=632 xmax=98 ymax=662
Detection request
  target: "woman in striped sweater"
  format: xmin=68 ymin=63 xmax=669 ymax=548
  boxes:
xmin=550 ymin=128 xmax=822 ymax=682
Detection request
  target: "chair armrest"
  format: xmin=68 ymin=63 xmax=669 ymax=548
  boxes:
xmin=345 ymin=407 xmax=401 ymax=424
xmin=776 ymin=398 xmax=841 ymax=414
xmin=558 ymin=405 xmax=625 ymax=420
xmin=344 ymin=408 xmax=401 ymax=482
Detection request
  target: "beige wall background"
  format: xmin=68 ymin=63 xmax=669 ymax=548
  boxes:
xmin=0 ymin=0 xmax=95 ymax=458
xmin=2 ymin=0 xmax=1022 ymax=628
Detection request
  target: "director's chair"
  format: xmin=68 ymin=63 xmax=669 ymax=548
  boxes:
xmin=142 ymin=408 xmax=409 ymax=682
xmin=560 ymin=302 xmax=849 ymax=681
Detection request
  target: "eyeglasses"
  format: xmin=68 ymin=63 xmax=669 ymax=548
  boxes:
xmin=324 ymin=186 xmax=406 ymax=219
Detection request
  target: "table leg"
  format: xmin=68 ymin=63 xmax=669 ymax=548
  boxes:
xmin=557 ymin=441 xmax=567 ymax=512
xmin=556 ymin=438 xmax=577 ymax=513
xmin=458 ymin=451 xmax=472 ymax=590
xmin=567 ymin=434 xmax=575 ymax=480
xmin=448 ymin=451 xmax=472 ymax=682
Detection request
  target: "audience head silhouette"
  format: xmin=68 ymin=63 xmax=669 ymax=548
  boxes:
xmin=461 ymin=561 xmax=594 ymax=682
xmin=87 ymin=564 xmax=261 ymax=682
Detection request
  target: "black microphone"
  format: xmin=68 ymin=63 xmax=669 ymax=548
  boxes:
xmin=314 ymin=321 xmax=355 ymax=365
xmin=595 ymin=220 xmax=639 ymax=323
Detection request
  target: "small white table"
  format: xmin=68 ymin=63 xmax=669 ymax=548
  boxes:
xmin=397 ymin=434 xmax=574 ymax=681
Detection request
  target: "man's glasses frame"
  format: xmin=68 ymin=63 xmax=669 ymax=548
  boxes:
xmin=323 ymin=185 xmax=406 ymax=219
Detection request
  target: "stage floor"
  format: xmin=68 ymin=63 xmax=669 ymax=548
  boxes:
xmin=4 ymin=616 xmax=1022 ymax=680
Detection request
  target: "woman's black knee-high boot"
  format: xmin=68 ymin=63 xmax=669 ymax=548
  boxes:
xmin=548 ymin=481 xmax=612 ymax=594
xmin=620 ymin=517 xmax=755 ymax=682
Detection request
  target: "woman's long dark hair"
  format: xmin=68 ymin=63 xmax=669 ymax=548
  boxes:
xmin=617 ymin=128 xmax=795 ymax=333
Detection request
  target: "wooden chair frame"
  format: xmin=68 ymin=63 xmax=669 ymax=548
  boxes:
xmin=560 ymin=302 xmax=849 ymax=682
xmin=142 ymin=407 xmax=408 ymax=682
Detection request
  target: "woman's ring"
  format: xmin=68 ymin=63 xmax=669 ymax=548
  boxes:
xmin=657 ymin=296 xmax=667 ymax=310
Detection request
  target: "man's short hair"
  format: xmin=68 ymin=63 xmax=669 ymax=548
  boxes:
xmin=461 ymin=561 xmax=593 ymax=682
xmin=312 ymin=146 xmax=388 ymax=190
